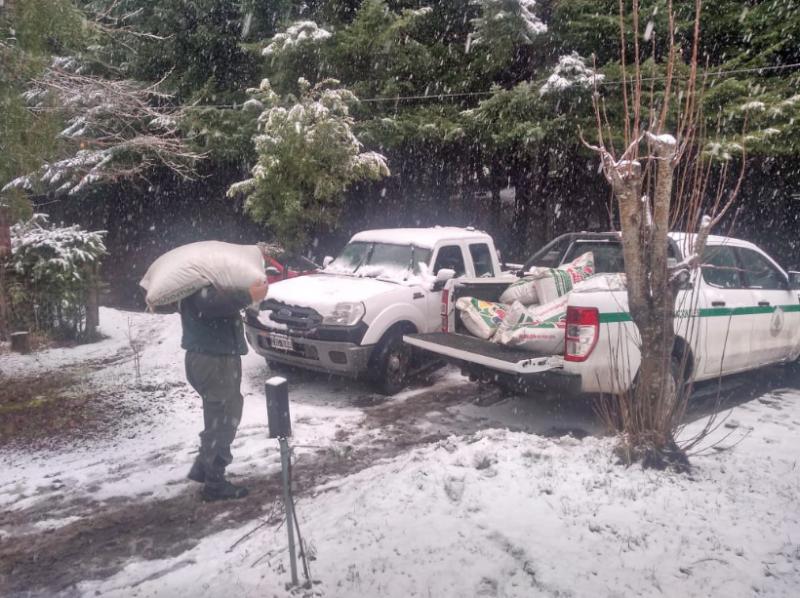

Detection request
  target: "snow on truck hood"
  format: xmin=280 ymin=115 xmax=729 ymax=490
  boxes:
xmin=265 ymin=273 xmax=408 ymax=314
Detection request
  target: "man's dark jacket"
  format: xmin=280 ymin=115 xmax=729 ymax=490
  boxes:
xmin=180 ymin=286 xmax=252 ymax=355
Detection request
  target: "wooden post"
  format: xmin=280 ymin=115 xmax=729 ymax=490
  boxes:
xmin=10 ymin=331 xmax=30 ymax=354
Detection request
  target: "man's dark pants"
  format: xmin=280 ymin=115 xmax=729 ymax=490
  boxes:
xmin=185 ymin=351 xmax=243 ymax=476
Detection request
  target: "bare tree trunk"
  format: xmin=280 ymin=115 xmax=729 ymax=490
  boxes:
xmin=0 ymin=265 xmax=8 ymax=342
xmin=609 ymin=161 xmax=662 ymax=418
xmin=85 ymin=263 xmax=100 ymax=339
xmin=643 ymin=135 xmax=679 ymax=429
xmin=0 ymin=205 xmax=10 ymax=341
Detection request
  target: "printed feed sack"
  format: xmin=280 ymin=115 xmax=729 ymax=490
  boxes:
xmin=492 ymin=295 xmax=569 ymax=354
xmin=493 ymin=300 xmax=533 ymax=336
xmin=456 ymin=297 xmax=509 ymax=339
xmin=532 ymin=251 xmax=594 ymax=304
xmin=499 ymin=269 xmax=542 ymax=305
xmin=140 ymin=241 xmax=265 ymax=307
xmin=571 ymin=272 xmax=627 ymax=293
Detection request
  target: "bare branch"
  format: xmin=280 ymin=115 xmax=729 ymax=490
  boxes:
xmin=5 ymin=61 xmax=204 ymax=196
xmin=657 ymin=0 xmax=676 ymax=133
xmin=618 ymin=0 xmax=631 ymax=147
xmin=631 ymin=0 xmax=642 ymax=151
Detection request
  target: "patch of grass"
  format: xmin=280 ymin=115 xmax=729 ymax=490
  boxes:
xmin=0 ymin=372 xmax=102 ymax=448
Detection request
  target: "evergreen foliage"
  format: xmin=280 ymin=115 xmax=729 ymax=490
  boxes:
xmin=228 ymin=78 xmax=389 ymax=249
xmin=0 ymin=0 xmax=84 ymax=218
xmin=3 ymin=0 xmax=800 ymax=270
xmin=7 ymin=213 xmax=106 ymax=340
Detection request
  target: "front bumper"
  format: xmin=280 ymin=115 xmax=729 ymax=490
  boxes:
xmin=244 ymin=322 xmax=373 ymax=376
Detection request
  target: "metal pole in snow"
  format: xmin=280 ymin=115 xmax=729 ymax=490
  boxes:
xmin=265 ymin=376 xmax=298 ymax=588
xmin=279 ymin=436 xmax=298 ymax=587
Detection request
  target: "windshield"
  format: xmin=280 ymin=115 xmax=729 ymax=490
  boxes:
xmin=325 ymin=241 xmax=432 ymax=280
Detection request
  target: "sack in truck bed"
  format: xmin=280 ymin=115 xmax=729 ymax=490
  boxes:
xmin=493 ymin=296 xmax=569 ymax=354
xmin=140 ymin=241 xmax=265 ymax=307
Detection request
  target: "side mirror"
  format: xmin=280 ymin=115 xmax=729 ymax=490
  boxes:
xmin=669 ymin=260 xmax=694 ymax=291
xmin=432 ymin=268 xmax=455 ymax=292
xmin=676 ymin=269 xmax=694 ymax=291
xmin=323 ymin=255 xmax=334 ymax=268
xmin=436 ymin=268 xmax=456 ymax=282
xmin=789 ymin=271 xmax=800 ymax=290
xmin=265 ymin=266 xmax=281 ymax=277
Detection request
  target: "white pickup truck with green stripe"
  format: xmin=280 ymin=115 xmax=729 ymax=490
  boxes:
xmin=404 ymin=232 xmax=800 ymax=396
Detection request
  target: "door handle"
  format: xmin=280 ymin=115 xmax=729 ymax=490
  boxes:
xmin=758 ymin=301 xmax=770 ymax=307
xmin=711 ymin=301 xmax=726 ymax=307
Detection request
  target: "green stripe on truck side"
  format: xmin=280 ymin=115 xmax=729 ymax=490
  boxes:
xmin=599 ymin=312 xmax=633 ymax=323
xmin=598 ymin=303 xmax=800 ymax=324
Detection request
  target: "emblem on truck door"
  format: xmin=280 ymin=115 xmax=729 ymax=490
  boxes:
xmin=770 ymin=307 xmax=784 ymax=337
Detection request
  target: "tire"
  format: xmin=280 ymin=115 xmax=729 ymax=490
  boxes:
xmin=630 ymin=354 xmax=685 ymax=405
xmin=369 ymin=331 xmax=412 ymax=395
xmin=671 ymin=353 xmax=690 ymax=395
xmin=266 ymin=359 xmax=288 ymax=372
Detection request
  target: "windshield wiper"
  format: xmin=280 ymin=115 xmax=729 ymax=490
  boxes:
xmin=405 ymin=246 xmax=415 ymax=281
xmin=352 ymin=243 xmax=373 ymax=275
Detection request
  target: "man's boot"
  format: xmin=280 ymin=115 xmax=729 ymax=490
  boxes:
xmin=187 ymin=456 xmax=205 ymax=483
xmin=201 ymin=457 xmax=249 ymax=502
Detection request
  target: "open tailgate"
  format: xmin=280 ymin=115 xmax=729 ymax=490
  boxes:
xmin=404 ymin=332 xmax=563 ymax=375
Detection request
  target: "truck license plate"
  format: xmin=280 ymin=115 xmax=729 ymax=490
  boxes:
xmin=270 ymin=333 xmax=293 ymax=352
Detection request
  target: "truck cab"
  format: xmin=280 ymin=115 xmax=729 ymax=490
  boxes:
xmin=244 ymin=227 xmax=503 ymax=394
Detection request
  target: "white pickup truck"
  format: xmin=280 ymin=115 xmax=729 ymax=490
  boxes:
xmin=404 ymin=232 xmax=800 ymax=396
xmin=244 ymin=227 xmax=507 ymax=393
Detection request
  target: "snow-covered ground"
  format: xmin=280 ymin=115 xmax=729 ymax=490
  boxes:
xmin=0 ymin=308 xmax=363 ymax=518
xmin=1 ymin=308 xmax=799 ymax=597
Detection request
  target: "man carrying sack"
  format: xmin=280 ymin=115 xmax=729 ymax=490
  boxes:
xmin=140 ymin=241 xmax=272 ymax=501
xmin=181 ymin=279 xmax=267 ymax=500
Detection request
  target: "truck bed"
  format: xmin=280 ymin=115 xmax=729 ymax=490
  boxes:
xmin=404 ymin=332 xmax=561 ymax=375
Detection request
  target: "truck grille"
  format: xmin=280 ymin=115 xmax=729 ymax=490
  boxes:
xmin=261 ymin=300 xmax=323 ymax=331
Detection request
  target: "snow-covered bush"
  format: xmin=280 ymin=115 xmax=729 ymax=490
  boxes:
xmin=6 ymin=214 xmax=106 ymax=340
xmin=228 ymin=78 xmax=389 ymax=248
xmin=539 ymin=52 xmax=604 ymax=96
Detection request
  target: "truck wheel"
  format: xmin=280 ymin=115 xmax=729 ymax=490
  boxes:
xmin=370 ymin=332 xmax=411 ymax=395
xmin=266 ymin=359 xmax=288 ymax=373
xmin=671 ymin=354 xmax=691 ymax=398
xmin=630 ymin=355 xmax=685 ymax=410
xmin=660 ymin=355 xmax=688 ymax=422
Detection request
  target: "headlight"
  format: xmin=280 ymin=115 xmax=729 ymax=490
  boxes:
xmin=322 ymin=302 xmax=365 ymax=326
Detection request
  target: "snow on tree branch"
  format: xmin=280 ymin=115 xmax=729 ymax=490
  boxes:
xmin=540 ymin=52 xmax=604 ymax=96
xmin=10 ymin=213 xmax=106 ymax=284
xmin=262 ymin=21 xmax=331 ymax=58
xmin=3 ymin=57 xmax=202 ymax=196
xmin=470 ymin=0 xmax=547 ymax=49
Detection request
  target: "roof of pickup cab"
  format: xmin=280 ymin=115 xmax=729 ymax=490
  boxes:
xmin=558 ymin=231 xmax=757 ymax=252
xmin=350 ymin=227 xmax=492 ymax=249
xmin=668 ymin=232 xmax=755 ymax=249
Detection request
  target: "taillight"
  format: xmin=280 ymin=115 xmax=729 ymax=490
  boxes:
xmin=441 ymin=289 xmax=450 ymax=331
xmin=564 ymin=306 xmax=599 ymax=362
